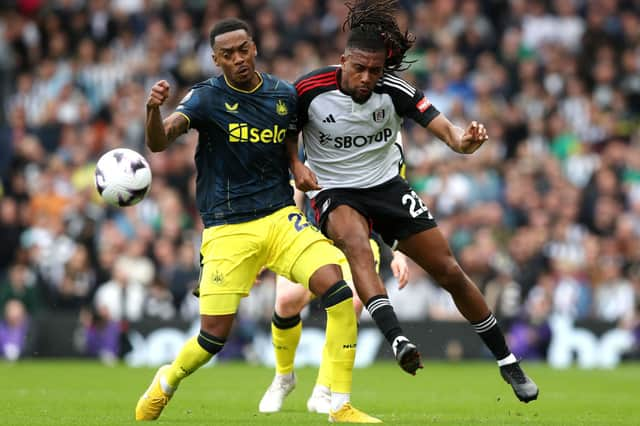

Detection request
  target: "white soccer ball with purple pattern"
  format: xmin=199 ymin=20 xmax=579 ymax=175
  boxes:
xmin=94 ymin=148 xmax=152 ymax=207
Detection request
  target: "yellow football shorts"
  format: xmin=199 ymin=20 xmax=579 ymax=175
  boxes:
xmin=275 ymin=237 xmax=381 ymax=299
xmin=198 ymin=206 xmax=344 ymax=315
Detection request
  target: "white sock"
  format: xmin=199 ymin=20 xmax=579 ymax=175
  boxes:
xmin=276 ymin=372 xmax=294 ymax=381
xmin=497 ymin=353 xmax=517 ymax=367
xmin=160 ymin=375 xmax=175 ymax=395
xmin=312 ymin=383 xmax=330 ymax=396
xmin=331 ymin=392 xmax=350 ymax=412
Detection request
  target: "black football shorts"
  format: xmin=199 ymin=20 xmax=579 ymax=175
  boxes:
xmin=310 ymin=175 xmax=438 ymax=248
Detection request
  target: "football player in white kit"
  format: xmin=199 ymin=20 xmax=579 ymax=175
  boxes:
xmin=286 ymin=0 xmax=539 ymax=405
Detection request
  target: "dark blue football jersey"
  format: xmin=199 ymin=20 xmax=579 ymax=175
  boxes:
xmin=176 ymin=73 xmax=298 ymax=227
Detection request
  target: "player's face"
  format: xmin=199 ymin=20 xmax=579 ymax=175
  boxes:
xmin=340 ymin=49 xmax=386 ymax=103
xmin=213 ymin=30 xmax=259 ymax=89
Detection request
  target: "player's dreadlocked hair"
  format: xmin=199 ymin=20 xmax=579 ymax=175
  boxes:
xmin=343 ymin=0 xmax=415 ymax=72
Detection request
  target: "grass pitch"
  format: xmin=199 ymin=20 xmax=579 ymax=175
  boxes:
xmin=0 ymin=360 xmax=638 ymax=425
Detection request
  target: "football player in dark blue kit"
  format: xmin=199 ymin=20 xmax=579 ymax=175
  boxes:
xmin=135 ymin=18 xmax=379 ymax=423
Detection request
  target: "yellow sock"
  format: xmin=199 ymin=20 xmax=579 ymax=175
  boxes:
xmin=318 ymin=237 xmax=376 ymax=389
xmin=324 ymin=297 xmax=357 ymax=394
xmin=316 ymin=339 xmax=332 ymax=388
xmin=272 ymin=320 xmax=302 ymax=375
xmin=165 ymin=337 xmax=213 ymax=388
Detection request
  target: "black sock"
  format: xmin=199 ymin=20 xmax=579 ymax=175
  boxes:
xmin=365 ymin=295 xmax=403 ymax=345
xmin=472 ymin=313 xmax=511 ymax=360
xmin=272 ymin=312 xmax=301 ymax=329
xmin=197 ymin=330 xmax=226 ymax=355
xmin=320 ymin=280 xmax=352 ymax=308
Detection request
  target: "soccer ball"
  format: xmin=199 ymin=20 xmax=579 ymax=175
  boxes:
xmin=94 ymin=148 xmax=152 ymax=207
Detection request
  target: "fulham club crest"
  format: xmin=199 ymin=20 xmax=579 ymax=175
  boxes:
xmin=372 ymin=108 xmax=385 ymax=122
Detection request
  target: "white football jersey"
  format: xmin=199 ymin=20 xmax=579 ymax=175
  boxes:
xmin=295 ymin=66 xmax=439 ymax=198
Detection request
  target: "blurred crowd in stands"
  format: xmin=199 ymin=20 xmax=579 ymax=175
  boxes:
xmin=1 ymin=0 xmax=640 ymax=362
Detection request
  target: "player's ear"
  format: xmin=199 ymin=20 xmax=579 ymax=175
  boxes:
xmin=212 ymin=52 xmax=218 ymax=67
xmin=340 ymin=54 xmax=347 ymax=66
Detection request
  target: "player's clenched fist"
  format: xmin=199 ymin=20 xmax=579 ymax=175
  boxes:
xmin=147 ymin=80 xmax=170 ymax=108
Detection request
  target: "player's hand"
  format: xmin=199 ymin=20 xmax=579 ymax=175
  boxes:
xmin=147 ymin=80 xmax=171 ymax=108
xmin=459 ymin=121 xmax=488 ymax=154
xmin=292 ymin=163 xmax=322 ymax=192
xmin=391 ymin=250 xmax=409 ymax=289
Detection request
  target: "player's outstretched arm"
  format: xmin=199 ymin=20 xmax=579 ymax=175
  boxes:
xmin=426 ymin=114 xmax=488 ymax=154
xmin=145 ymin=80 xmax=188 ymax=152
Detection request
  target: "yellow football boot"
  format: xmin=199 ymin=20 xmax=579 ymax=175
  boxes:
xmin=329 ymin=403 xmax=382 ymax=423
xmin=135 ymin=365 xmax=174 ymax=420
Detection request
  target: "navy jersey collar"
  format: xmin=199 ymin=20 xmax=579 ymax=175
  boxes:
xmin=223 ymin=71 xmax=264 ymax=93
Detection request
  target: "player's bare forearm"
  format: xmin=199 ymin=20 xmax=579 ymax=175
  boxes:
xmin=285 ymin=134 xmax=302 ymax=169
xmin=427 ymin=114 xmax=488 ymax=154
xmin=285 ymin=134 xmax=321 ymax=192
xmin=426 ymin=114 xmax=464 ymax=153
xmin=145 ymin=79 xmax=188 ymax=152
xmin=443 ymin=124 xmax=466 ymax=153
xmin=145 ymin=106 xmax=169 ymax=152
xmin=145 ymin=110 xmax=188 ymax=152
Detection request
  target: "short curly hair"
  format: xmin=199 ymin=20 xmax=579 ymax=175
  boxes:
xmin=209 ymin=18 xmax=252 ymax=48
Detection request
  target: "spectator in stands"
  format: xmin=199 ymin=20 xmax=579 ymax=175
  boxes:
xmin=0 ymin=299 xmax=30 ymax=361
xmin=77 ymin=305 xmax=120 ymax=364
xmin=592 ymin=256 xmax=635 ymax=322
xmin=0 ymin=196 xmax=24 ymax=272
xmin=93 ymin=257 xmax=145 ymax=323
xmin=484 ymin=256 xmax=523 ymax=326
xmin=0 ymin=263 xmax=40 ymax=314
xmin=143 ymin=276 xmax=176 ymax=321
xmin=167 ymin=240 xmax=199 ymax=311
xmin=506 ymin=284 xmax=552 ymax=361
xmin=55 ymin=244 xmax=96 ymax=309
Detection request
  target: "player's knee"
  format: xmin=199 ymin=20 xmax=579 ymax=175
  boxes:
xmin=275 ymin=286 xmax=308 ymax=316
xmin=197 ymin=330 xmax=226 ymax=355
xmin=320 ymin=280 xmax=353 ymax=309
